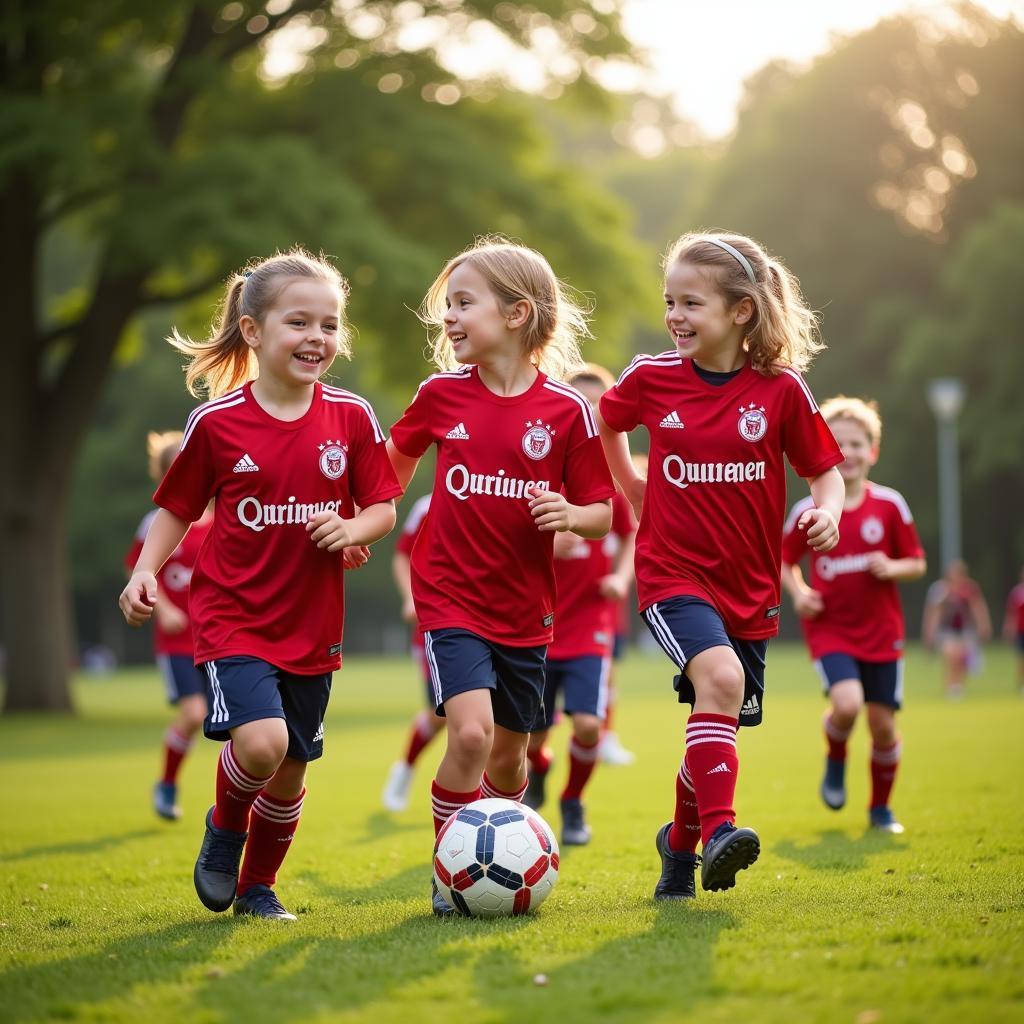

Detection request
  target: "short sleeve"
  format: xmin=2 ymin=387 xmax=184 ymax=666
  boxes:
xmin=887 ymin=494 xmax=924 ymax=560
xmin=781 ymin=499 xmax=812 ymax=565
xmin=390 ymin=380 xmax=436 ymax=459
xmin=347 ymin=403 xmax=403 ymax=508
xmin=153 ymin=421 xmax=217 ymax=523
xmin=779 ymin=371 xmax=843 ymax=479
xmin=563 ymin=411 xmax=615 ymax=507
xmin=599 ymin=359 xmax=644 ymax=433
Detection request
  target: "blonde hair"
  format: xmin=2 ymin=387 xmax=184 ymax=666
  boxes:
xmin=147 ymin=431 xmax=183 ymax=482
xmin=567 ymin=362 xmax=615 ymax=392
xmin=419 ymin=236 xmax=590 ymax=380
xmin=663 ymin=231 xmax=823 ymax=375
xmin=169 ymin=248 xmax=351 ymax=399
xmin=820 ymin=395 xmax=883 ymax=447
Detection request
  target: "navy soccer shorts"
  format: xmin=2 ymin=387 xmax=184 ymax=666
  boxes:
xmin=541 ymin=655 xmax=611 ymax=729
xmin=155 ymin=653 xmax=206 ymax=705
xmin=814 ymin=652 xmax=904 ymax=710
xmin=202 ymin=656 xmax=332 ymax=762
xmin=642 ymin=596 xmax=768 ymax=727
xmin=423 ymin=628 xmax=546 ymax=734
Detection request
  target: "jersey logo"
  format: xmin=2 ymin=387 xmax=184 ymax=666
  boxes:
xmin=522 ymin=420 xmax=554 ymax=461
xmin=660 ymin=410 xmax=685 ymax=429
xmin=445 ymin=422 xmax=471 ymax=440
xmin=318 ymin=439 xmax=347 ymax=480
xmin=740 ymin=693 xmax=760 ymax=716
xmin=232 ymin=453 xmax=260 ymax=473
xmin=738 ymin=403 xmax=768 ymax=442
xmin=861 ymin=516 xmax=885 ymax=544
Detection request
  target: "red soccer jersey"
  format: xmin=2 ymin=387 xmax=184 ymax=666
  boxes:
xmin=153 ymin=382 xmax=401 ymax=674
xmin=600 ymin=353 xmax=842 ymax=639
xmin=390 ymin=366 xmax=615 ymax=647
xmin=396 ymin=493 xmax=431 ymax=652
xmin=125 ymin=510 xmax=213 ymax=657
xmin=782 ymin=482 xmax=924 ymax=661
xmin=1007 ymin=584 xmax=1024 ymax=634
xmin=548 ymin=491 xmax=636 ymax=660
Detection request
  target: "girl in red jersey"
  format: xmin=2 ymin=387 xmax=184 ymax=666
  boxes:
xmin=120 ymin=250 xmax=401 ymax=920
xmin=781 ymin=397 xmax=926 ymax=834
xmin=386 ymin=237 xmax=615 ymax=916
xmin=599 ymin=232 xmax=845 ymax=900
xmin=125 ymin=431 xmax=213 ymax=823
xmin=922 ymin=560 xmax=992 ymax=698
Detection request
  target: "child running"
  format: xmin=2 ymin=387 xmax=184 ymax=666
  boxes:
xmin=125 ymin=432 xmax=213 ymax=822
xmin=598 ymin=231 xmax=845 ymax=900
xmin=120 ymin=249 xmax=400 ymax=920
xmin=781 ymin=396 xmax=926 ymax=834
xmin=386 ymin=237 xmax=615 ymax=916
xmin=1003 ymin=567 xmax=1024 ymax=694
xmin=380 ymin=492 xmax=447 ymax=812
xmin=922 ymin=560 xmax=992 ymax=698
xmin=523 ymin=363 xmax=637 ymax=847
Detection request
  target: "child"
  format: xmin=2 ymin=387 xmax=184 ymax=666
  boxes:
xmin=598 ymin=231 xmax=845 ymax=900
xmin=523 ymin=364 xmax=636 ymax=847
xmin=119 ymin=249 xmax=400 ymax=920
xmin=380 ymin=492 xmax=447 ymax=811
xmin=1003 ymin=567 xmax=1024 ymax=694
xmin=922 ymin=560 xmax=992 ymax=698
xmin=385 ymin=237 xmax=615 ymax=915
xmin=125 ymin=432 xmax=214 ymax=822
xmin=781 ymin=397 xmax=926 ymax=834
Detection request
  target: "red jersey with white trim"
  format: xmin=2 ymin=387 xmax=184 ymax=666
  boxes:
xmin=1007 ymin=584 xmax=1024 ymax=634
xmin=601 ymin=353 xmax=842 ymax=639
xmin=153 ymin=382 xmax=401 ymax=674
xmin=390 ymin=366 xmax=615 ymax=646
xmin=548 ymin=491 xmax=636 ymax=660
xmin=782 ymin=482 xmax=924 ymax=661
xmin=125 ymin=510 xmax=213 ymax=657
xmin=396 ymin=494 xmax=431 ymax=652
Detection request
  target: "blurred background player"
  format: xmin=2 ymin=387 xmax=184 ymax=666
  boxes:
xmin=381 ymin=492 xmax=447 ymax=811
xmin=781 ymin=396 xmax=925 ymax=834
xmin=1003 ymin=567 xmax=1024 ymax=694
xmin=922 ymin=559 xmax=992 ymax=698
xmin=125 ymin=431 xmax=214 ymax=822
xmin=523 ymin=364 xmax=636 ymax=845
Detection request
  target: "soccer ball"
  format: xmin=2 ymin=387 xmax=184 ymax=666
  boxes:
xmin=433 ymin=798 xmax=560 ymax=917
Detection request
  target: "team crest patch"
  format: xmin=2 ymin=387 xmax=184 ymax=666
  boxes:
xmin=737 ymin=403 xmax=767 ymax=442
xmin=522 ymin=420 xmax=554 ymax=461
xmin=318 ymin=439 xmax=347 ymax=479
xmin=861 ymin=515 xmax=885 ymax=544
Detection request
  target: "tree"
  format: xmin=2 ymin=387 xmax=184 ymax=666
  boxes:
xmin=0 ymin=1 xmax=645 ymax=711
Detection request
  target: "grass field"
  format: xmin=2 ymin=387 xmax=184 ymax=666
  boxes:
xmin=1 ymin=644 xmax=1022 ymax=1024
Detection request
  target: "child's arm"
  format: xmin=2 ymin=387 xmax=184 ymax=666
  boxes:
xmin=597 ymin=409 xmax=645 ymax=520
xmin=307 ymin=500 xmax=397 ymax=553
xmin=386 ymin=439 xmax=421 ymax=493
xmin=392 ymin=550 xmax=416 ymax=623
xmin=600 ymin=530 xmax=636 ymax=601
xmin=120 ymin=509 xmax=191 ymax=626
xmin=780 ymin=560 xmax=825 ymax=618
xmin=971 ymin=588 xmax=993 ymax=642
xmin=796 ymin=467 xmax=844 ymax=552
xmin=529 ymin=490 xmax=612 ymax=539
xmin=866 ymin=553 xmax=927 ymax=582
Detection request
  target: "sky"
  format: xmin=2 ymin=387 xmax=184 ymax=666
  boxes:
xmin=614 ymin=0 xmax=1024 ymax=138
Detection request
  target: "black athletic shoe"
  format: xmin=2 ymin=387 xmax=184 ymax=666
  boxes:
xmin=233 ymin=884 xmax=297 ymax=921
xmin=700 ymin=821 xmax=760 ymax=892
xmin=820 ymin=757 xmax=847 ymax=810
xmin=431 ymin=878 xmax=457 ymax=918
xmin=560 ymin=798 xmax=592 ymax=846
xmin=653 ymin=822 xmax=698 ymax=900
xmin=523 ymin=767 xmax=548 ymax=810
xmin=193 ymin=806 xmax=247 ymax=912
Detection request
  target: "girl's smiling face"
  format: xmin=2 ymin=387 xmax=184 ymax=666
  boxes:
xmin=664 ymin=260 xmax=752 ymax=369
xmin=442 ymin=262 xmax=513 ymax=366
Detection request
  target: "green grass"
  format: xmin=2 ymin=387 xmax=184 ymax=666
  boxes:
xmin=1 ymin=644 xmax=1022 ymax=1024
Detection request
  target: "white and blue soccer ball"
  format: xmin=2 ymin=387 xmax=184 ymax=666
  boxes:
xmin=433 ymin=798 xmax=560 ymax=917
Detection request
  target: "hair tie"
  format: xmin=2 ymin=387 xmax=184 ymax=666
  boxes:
xmin=242 ymin=270 xmax=253 ymax=279
xmin=706 ymin=238 xmax=756 ymax=284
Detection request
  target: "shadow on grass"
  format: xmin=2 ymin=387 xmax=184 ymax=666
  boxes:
xmin=774 ymin=827 xmax=907 ymax=872
xmin=350 ymin=810 xmax=427 ymax=846
xmin=0 ymin=827 xmax=163 ymax=865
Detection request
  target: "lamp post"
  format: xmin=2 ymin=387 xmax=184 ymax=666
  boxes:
xmin=926 ymin=378 xmax=965 ymax=570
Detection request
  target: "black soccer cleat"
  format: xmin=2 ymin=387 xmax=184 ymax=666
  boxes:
xmin=431 ymin=877 xmax=457 ymax=918
xmin=820 ymin=757 xmax=847 ymax=810
xmin=653 ymin=822 xmax=699 ymax=900
xmin=233 ymin=884 xmax=297 ymax=921
xmin=523 ymin=767 xmax=548 ymax=810
xmin=560 ymin=798 xmax=592 ymax=846
xmin=700 ymin=821 xmax=760 ymax=892
xmin=193 ymin=806 xmax=247 ymax=912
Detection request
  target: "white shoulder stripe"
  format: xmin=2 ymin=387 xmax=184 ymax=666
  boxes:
xmin=781 ymin=367 xmax=819 ymax=412
xmin=321 ymin=388 xmax=386 ymax=443
xmin=543 ymin=379 xmax=599 ymax=438
xmin=869 ymin=484 xmax=915 ymax=524
xmin=413 ymin=368 xmax=473 ymax=396
xmin=181 ymin=390 xmax=247 ymax=450
xmin=615 ymin=351 xmax=681 ymax=387
xmin=403 ymin=494 xmax=432 ymax=535
xmin=784 ymin=495 xmax=816 ymax=534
